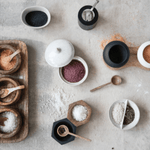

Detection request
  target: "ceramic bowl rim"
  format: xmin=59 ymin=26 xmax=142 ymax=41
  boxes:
xmin=21 ymin=6 xmax=51 ymax=29
xmin=137 ymin=41 xmax=150 ymax=68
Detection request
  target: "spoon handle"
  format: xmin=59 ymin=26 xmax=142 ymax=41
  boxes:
xmin=90 ymin=82 xmax=111 ymax=92
xmin=68 ymin=132 xmax=91 ymax=142
xmin=9 ymin=49 xmax=21 ymax=60
xmin=90 ymin=0 xmax=99 ymax=11
xmin=9 ymin=85 xmax=25 ymax=92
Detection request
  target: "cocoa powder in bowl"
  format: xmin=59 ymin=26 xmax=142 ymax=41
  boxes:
xmin=143 ymin=45 xmax=150 ymax=63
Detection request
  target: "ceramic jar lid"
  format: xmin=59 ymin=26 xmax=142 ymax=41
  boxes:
xmin=45 ymin=39 xmax=75 ymax=67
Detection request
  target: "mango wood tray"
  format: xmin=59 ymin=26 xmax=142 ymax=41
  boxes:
xmin=103 ymin=47 xmax=150 ymax=71
xmin=0 ymin=40 xmax=28 ymax=143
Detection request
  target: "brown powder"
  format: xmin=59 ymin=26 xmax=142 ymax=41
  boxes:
xmin=0 ymin=49 xmax=17 ymax=71
xmin=143 ymin=45 xmax=150 ymax=63
xmin=100 ymin=33 xmax=133 ymax=50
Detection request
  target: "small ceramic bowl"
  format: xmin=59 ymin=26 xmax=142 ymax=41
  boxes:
xmin=67 ymin=100 xmax=92 ymax=127
xmin=21 ymin=6 xmax=51 ymax=29
xmin=109 ymin=99 xmax=140 ymax=130
xmin=0 ymin=45 xmax=21 ymax=75
xmin=59 ymin=56 xmax=89 ymax=86
xmin=0 ymin=108 xmax=22 ymax=138
xmin=0 ymin=77 xmax=21 ymax=105
xmin=137 ymin=41 xmax=150 ymax=68
xmin=52 ymin=118 xmax=76 ymax=145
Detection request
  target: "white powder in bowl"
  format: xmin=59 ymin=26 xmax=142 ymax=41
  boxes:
xmin=112 ymin=103 xmax=125 ymax=125
xmin=72 ymin=105 xmax=88 ymax=121
xmin=0 ymin=112 xmax=18 ymax=133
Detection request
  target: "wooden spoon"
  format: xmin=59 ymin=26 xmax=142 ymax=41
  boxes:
xmin=0 ymin=85 xmax=25 ymax=99
xmin=57 ymin=125 xmax=91 ymax=142
xmin=90 ymin=75 xmax=122 ymax=92
xmin=5 ymin=49 xmax=21 ymax=62
xmin=0 ymin=117 xmax=8 ymax=126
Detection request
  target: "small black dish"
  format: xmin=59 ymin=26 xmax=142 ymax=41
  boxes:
xmin=52 ymin=118 xmax=76 ymax=145
xmin=103 ymin=41 xmax=130 ymax=68
xmin=78 ymin=5 xmax=98 ymax=30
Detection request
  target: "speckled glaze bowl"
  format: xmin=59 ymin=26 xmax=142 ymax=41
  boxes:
xmin=0 ymin=45 xmax=21 ymax=75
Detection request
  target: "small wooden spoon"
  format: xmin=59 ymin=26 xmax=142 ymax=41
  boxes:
xmin=5 ymin=49 xmax=21 ymax=62
xmin=57 ymin=125 xmax=91 ymax=142
xmin=90 ymin=75 xmax=122 ymax=92
xmin=0 ymin=85 xmax=25 ymax=99
xmin=0 ymin=117 xmax=8 ymax=126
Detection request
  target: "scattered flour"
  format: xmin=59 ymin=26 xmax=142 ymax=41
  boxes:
xmin=39 ymin=87 xmax=75 ymax=121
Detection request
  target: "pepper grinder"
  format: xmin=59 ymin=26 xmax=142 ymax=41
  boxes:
xmin=78 ymin=0 xmax=99 ymax=30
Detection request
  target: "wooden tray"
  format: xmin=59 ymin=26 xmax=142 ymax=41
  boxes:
xmin=0 ymin=40 xmax=28 ymax=143
xmin=103 ymin=47 xmax=150 ymax=71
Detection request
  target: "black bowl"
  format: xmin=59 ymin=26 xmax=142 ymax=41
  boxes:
xmin=51 ymin=118 xmax=76 ymax=145
xmin=103 ymin=41 xmax=130 ymax=68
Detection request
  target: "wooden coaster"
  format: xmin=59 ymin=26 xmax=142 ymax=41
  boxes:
xmin=0 ymin=40 xmax=28 ymax=143
xmin=103 ymin=47 xmax=150 ymax=71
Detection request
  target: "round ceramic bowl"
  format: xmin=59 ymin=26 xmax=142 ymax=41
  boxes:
xmin=103 ymin=41 xmax=130 ymax=68
xmin=109 ymin=99 xmax=140 ymax=130
xmin=58 ymin=56 xmax=88 ymax=86
xmin=0 ymin=45 xmax=21 ymax=75
xmin=0 ymin=108 xmax=22 ymax=138
xmin=21 ymin=6 xmax=51 ymax=29
xmin=137 ymin=41 xmax=150 ymax=68
xmin=0 ymin=77 xmax=21 ymax=105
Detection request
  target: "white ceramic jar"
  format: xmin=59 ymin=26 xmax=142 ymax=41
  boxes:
xmin=137 ymin=41 xmax=150 ymax=68
xmin=45 ymin=39 xmax=88 ymax=86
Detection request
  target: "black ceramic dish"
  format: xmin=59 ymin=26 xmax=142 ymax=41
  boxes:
xmin=103 ymin=41 xmax=130 ymax=68
xmin=78 ymin=5 xmax=98 ymax=30
xmin=52 ymin=118 xmax=76 ymax=145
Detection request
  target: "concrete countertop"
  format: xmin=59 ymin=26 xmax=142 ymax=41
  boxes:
xmin=0 ymin=0 xmax=150 ymax=149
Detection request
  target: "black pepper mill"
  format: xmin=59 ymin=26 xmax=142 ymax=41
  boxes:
xmin=78 ymin=0 xmax=99 ymax=30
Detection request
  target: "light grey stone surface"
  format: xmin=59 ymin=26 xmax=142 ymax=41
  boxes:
xmin=0 ymin=0 xmax=150 ymax=149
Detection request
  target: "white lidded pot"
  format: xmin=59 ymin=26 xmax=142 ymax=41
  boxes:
xmin=45 ymin=39 xmax=88 ymax=86
xmin=137 ymin=41 xmax=150 ymax=68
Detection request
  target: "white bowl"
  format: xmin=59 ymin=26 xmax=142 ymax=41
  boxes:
xmin=58 ymin=56 xmax=89 ymax=86
xmin=109 ymin=99 xmax=140 ymax=130
xmin=21 ymin=6 xmax=51 ymax=29
xmin=137 ymin=41 xmax=150 ymax=68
